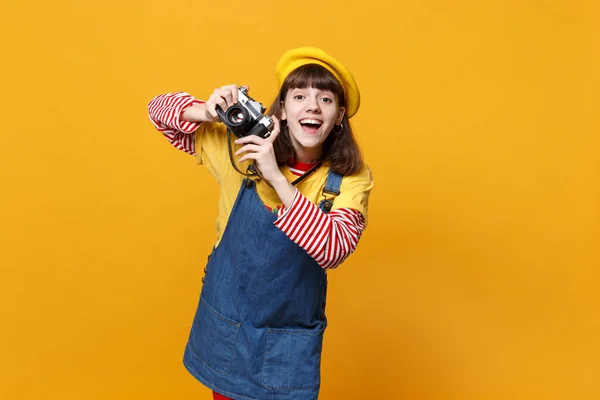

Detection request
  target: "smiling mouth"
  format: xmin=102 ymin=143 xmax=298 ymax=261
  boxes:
xmin=299 ymin=119 xmax=323 ymax=131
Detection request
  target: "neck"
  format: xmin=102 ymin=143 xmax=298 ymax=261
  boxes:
xmin=293 ymin=146 xmax=322 ymax=164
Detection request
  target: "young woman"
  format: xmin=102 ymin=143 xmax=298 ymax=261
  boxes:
xmin=148 ymin=47 xmax=373 ymax=400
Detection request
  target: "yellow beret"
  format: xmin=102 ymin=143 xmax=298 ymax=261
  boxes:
xmin=275 ymin=47 xmax=360 ymax=118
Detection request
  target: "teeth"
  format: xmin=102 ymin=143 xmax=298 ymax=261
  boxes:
xmin=300 ymin=119 xmax=322 ymax=125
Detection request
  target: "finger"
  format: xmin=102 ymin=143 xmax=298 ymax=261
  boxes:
xmin=266 ymin=116 xmax=281 ymax=143
xmin=204 ymin=98 xmax=221 ymax=118
xmin=220 ymin=84 xmax=242 ymax=104
xmin=221 ymin=84 xmax=238 ymax=92
xmin=220 ymin=85 xmax=238 ymax=104
xmin=234 ymin=144 xmax=261 ymax=156
xmin=209 ymin=89 xmax=232 ymax=109
xmin=234 ymin=135 xmax=266 ymax=145
xmin=209 ymin=95 xmax=229 ymax=115
xmin=238 ymin=152 xmax=259 ymax=163
xmin=232 ymin=85 xmax=240 ymax=104
xmin=216 ymin=88 xmax=234 ymax=108
xmin=205 ymin=103 xmax=219 ymax=120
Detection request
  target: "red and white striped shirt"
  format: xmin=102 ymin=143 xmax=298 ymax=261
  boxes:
xmin=148 ymin=92 xmax=366 ymax=269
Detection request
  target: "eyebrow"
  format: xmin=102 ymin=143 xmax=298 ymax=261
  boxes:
xmin=291 ymin=87 xmax=334 ymax=94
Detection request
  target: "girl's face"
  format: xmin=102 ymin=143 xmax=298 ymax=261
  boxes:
xmin=281 ymin=86 xmax=345 ymax=161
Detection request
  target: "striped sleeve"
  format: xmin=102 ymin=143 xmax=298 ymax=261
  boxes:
xmin=274 ymin=190 xmax=366 ymax=269
xmin=147 ymin=92 xmax=204 ymax=156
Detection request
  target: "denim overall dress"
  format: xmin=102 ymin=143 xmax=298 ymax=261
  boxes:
xmin=182 ymin=170 xmax=343 ymax=400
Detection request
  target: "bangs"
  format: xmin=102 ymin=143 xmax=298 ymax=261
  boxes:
xmin=281 ymin=64 xmax=345 ymax=104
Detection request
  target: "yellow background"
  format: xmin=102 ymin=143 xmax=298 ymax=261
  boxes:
xmin=1 ymin=0 xmax=598 ymax=399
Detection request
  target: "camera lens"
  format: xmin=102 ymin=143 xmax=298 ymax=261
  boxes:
xmin=229 ymin=112 xmax=244 ymax=124
xmin=226 ymin=106 xmax=249 ymax=127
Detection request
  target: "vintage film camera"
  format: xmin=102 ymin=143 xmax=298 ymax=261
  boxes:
xmin=215 ymin=87 xmax=274 ymax=139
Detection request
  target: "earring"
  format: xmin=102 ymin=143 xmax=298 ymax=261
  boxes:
xmin=333 ymin=123 xmax=343 ymax=134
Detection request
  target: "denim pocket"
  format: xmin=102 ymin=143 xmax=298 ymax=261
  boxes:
xmin=189 ymin=297 xmax=241 ymax=375
xmin=262 ymin=326 xmax=325 ymax=390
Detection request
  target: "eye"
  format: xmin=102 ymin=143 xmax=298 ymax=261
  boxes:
xmin=320 ymin=97 xmax=333 ymax=103
xmin=293 ymin=94 xmax=305 ymax=100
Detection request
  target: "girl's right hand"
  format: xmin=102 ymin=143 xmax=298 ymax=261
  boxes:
xmin=204 ymin=84 xmax=248 ymax=122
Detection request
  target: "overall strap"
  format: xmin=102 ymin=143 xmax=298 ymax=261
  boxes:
xmin=318 ymin=169 xmax=343 ymax=213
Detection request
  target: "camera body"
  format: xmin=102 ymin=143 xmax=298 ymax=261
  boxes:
xmin=215 ymin=87 xmax=274 ymax=139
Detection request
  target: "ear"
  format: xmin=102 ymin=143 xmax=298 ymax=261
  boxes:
xmin=336 ymin=107 xmax=346 ymax=125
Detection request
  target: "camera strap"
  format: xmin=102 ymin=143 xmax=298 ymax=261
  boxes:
xmin=227 ymin=129 xmax=260 ymax=178
xmin=290 ymin=162 xmax=322 ymax=186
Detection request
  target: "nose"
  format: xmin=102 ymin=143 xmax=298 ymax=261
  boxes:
xmin=305 ymin=96 xmax=321 ymax=113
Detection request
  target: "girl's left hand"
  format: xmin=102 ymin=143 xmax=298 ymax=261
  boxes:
xmin=234 ymin=116 xmax=283 ymax=183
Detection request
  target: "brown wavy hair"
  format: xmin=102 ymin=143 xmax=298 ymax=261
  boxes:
xmin=266 ymin=64 xmax=363 ymax=176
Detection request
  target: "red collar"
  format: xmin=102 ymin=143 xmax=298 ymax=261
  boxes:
xmin=288 ymin=157 xmax=319 ymax=174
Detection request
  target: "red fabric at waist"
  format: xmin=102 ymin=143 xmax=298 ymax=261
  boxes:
xmin=213 ymin=391 xmax=233 ymax=400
